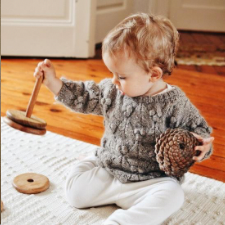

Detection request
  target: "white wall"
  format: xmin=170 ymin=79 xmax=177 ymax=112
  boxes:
xmin=132 ymin=0 xmax=150 ymax=13
xmin=132 ymin=0 xmax=169 ymax=17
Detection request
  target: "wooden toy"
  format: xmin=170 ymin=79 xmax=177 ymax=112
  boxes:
xmin=155 ymin=128 xmax=201 ymax=178
xmin=12 ymin=173 xmax=50 ymax=194
xmin=4 ymin=76 xmax=47 ymax=135
xmin=1 ymin=200 xmax=3 ymax=212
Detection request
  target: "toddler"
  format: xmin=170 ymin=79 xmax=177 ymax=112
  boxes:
xmin=34 ymin=13 xmax=214 ymax=225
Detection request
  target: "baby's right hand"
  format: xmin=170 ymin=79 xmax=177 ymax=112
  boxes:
xmin=34 ymin=59 xmax=63 ymax=96
xmin=33 ymin=59 xmax=56 ymax=87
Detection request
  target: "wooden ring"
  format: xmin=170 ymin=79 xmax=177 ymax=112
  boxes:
xmin=1 ymin=200 xmax=3 ymax=212
xmin=6 ymin=109 xmax=46 ymax=129
xmin=4 ymin=117 xmax=46 ymax=135
xmin=12 ymin=173 xmax=50 ymax=194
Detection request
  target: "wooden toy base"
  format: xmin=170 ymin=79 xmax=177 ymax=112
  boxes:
xmin=3 ymin=117 xmax=46 ymax=135
xmin=6 ymin=109 xmax=47 ymax=129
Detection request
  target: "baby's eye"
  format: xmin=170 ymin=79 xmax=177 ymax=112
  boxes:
xmin=118 ymin=76 xmax=126 ymax=80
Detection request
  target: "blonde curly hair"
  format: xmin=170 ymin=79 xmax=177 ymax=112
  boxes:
xmin=102 ymin=13 xmax=179 ymax=76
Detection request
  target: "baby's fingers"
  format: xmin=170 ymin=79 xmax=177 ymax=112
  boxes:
xmin=33 ymin=65 xmax=44 ymax=79
xmin=33 ymin=61 xmax=46 ymax=76
xmin=193 ymin=150 xmax=205 ymax=162
xmin=33 ymin=71 xmax=43 ymax=80
xmin=202 ymin=137 xmax=214 ymax=145
xmin=193 ymin=145 xmax=206 ymax=161
xmin=36 ymin=61 xmax=50 ymax=72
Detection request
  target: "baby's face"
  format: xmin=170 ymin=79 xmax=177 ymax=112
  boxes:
xmin=103 ymin=51 xmax=153 ymax=97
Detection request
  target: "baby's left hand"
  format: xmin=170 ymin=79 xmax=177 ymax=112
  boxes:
xmin=191 ymin=133 xmax=214 ymax=162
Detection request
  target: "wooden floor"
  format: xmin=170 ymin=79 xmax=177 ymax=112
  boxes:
xmin=1 ymin=31 xmax=225 ymax=182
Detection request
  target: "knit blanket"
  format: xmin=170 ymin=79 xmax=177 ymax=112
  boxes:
xmin=1 ymin=118 xmax=225 ymax=225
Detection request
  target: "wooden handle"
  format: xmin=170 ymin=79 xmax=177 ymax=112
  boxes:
xmin=26 ymin=76 xmax=43 ymax=118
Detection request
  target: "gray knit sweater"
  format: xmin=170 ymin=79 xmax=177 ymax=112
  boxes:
xmin=56 ymin=78 xmax=212 ymax=183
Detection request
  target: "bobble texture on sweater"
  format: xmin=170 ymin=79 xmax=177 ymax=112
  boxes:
xmin=56 ymin=78 xmax=212 ymax=183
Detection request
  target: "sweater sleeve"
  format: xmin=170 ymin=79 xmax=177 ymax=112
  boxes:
xmin=55 ymin=78 xmax=112 ymax=116
xmin=170 ymin=96 xmax=213 ymax=161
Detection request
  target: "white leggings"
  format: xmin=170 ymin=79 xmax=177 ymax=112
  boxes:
xmin=65 ymin=155 xmax=184 ymax=225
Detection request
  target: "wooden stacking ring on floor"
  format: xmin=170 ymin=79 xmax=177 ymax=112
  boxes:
xmin=1 ymin=200 xmax=4 ymax=212
xmin=12 ymin=173 xmax=50 ymax=194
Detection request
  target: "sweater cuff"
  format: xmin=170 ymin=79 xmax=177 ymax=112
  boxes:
xmin=55 ymin=81 xmax=67 ymax=102
xmin=54 ymin=78 xmax=71 ymax=104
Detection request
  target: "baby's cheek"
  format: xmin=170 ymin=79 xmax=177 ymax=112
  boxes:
xmin=123 ymin=86 xmax=131 ymax=94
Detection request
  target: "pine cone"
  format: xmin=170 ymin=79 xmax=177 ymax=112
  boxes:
xmin=155 ymin=129 xmax=201 ymax=178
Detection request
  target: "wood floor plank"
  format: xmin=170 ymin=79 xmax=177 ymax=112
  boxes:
xmin=176 ymin=65 xmax=197 ymax=72
xmin=206 ymin=33 xmax=224 ymax=45
xmin=214 ymin=66 xmax=225 ymax=76
xmin=190 ymin=164 xmax=225 ymax=181
xmin=200 ymin=66 xmax=219 ymax=74
xmin=191 ymin=32 xmax=211 ymax=44
xmin=179 ymin=31 xmax=196 ymax=44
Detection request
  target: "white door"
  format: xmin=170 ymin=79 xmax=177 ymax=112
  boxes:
xmin=1 ymin=0 xmax=96 ymax=58
xmin=169 ymin=0 xmax=225 ymax=32
xmin=95 ymin=0 xmax=134 ymax=43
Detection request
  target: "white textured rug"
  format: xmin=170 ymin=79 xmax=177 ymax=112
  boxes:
xmin=1 ymin=118 xmax=225 ymax=225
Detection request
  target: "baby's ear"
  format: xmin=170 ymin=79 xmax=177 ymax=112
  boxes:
xmin=150 ymin=67 xmax=163 ymax=82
